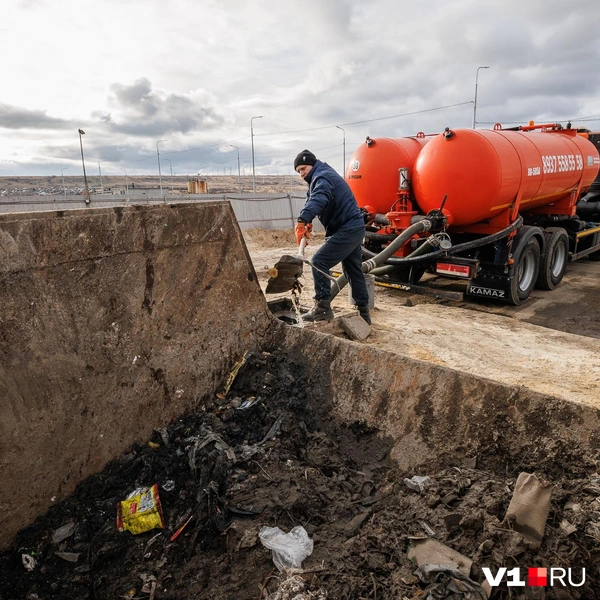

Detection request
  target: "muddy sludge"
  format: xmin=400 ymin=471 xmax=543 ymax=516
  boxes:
xmin=0 ymin=346 xmax=598 ymax=600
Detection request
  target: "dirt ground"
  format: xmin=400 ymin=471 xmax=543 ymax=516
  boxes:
xmin=244 ymin=228 xmax=600 ymax=408
xmin=1 ymin=229 xmax=600 ymax=599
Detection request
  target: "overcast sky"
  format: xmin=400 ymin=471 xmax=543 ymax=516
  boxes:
xmin=2 ymin=0 xmax=600 ymax=178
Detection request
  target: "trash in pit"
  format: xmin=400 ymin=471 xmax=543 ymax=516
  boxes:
xmin=51 ymin=521 xmax=77 ymax=544
xmin=407 ymin=537 xmax=472 ymax=576
xmin=404 ymin=475 xmax=431 ymax=493
xmin=264 ymin=574 xmax=326 ymax=600
xmin=21 ymin=553 xmax=36 ymax=571
xmin=116 ymin=484 xmax=165 ymax=535
xmin=2 ymin=346 xmax=599 ymax=599
xmin=259 ymin=525 xmax=314 ymax=571
xmin=217 ymin=350 xmax=250 ymax=398
xmin=414 ymin=564 xmax=487 ymax=600
xmin=503 ymin=471 xmax=552 ymax=547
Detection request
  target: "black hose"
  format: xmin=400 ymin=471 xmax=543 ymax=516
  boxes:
xmin=331 ymin=219 xmax=433 ymax=300
xmin=365 ymin=231 xmax=397 ymax=243
xmin=577 ymin=199 xmax=600 ymax=219
xmin=361 ymin=215 xmax=524 ymax=266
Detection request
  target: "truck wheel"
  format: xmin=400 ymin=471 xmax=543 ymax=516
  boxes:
xmin=535 ymin=228 xmax=569 ymax=290
xmin=591 ymin=250 xmax=600 ymax=261
xmin=508 ymin=237 xmax=540 ymax=305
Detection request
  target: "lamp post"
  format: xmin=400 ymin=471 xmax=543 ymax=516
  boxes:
xmin=78 ymin=129 xmax=90 ymax=204
xmin=61 ymin=167 xmax=69 ymax=197
xmin=98 ymin=156 xmax=106 ymax=191
xmin=165 ymin=159 xmax=174 ymax=192
xmin=156 ymin=139 xmax=167 ymax=195
xmin=250 ymin=115 xmax=263 ymax=193
xmin=123 ymin=169 xmax=129 ymax=199
xmin=230 ymin=144 xmax=241 ymax=192
xmin=472 ymin=66 xmax=490 ymax=129
xmin=336 ymin=125 xmax=346 ymax=178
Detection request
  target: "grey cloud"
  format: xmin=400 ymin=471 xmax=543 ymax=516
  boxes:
xmin=105 ymin=78 xmax=225 ymax=137
xmin=0 ymin=104 xmax=72 ymax=130
xmin=110 ymin=78 xmax=154 ymax=107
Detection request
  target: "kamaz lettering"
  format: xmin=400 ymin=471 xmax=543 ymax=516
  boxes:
xmin=470 ymin=286 xmax=506 ymax=298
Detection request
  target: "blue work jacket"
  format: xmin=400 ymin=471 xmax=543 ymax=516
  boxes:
xmin=298 ymin=160 xmax=364 ymax=236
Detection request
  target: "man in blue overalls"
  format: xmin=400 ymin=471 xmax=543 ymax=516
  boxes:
xmin=294 ymin=150 xmax=370 ymax=324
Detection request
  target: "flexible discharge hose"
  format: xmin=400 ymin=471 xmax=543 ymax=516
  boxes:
xmin=360 ymin=215 xmax=524 ymax=266
xmin=330 ymin=219 xmax=432 ymax=300
xmin=330 ymin=215 xmax=524 ymax=300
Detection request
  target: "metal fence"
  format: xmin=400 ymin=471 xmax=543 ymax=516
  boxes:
xmin=0 ymin=192 xmax=319 ymax=231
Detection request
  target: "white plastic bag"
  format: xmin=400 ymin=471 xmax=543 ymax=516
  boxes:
xmin=259 ymin=525 xmax=314 ymax=571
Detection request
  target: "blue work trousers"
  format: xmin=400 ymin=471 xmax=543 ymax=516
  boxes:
xmin=311 ymin=225 xmax=369 ymax=306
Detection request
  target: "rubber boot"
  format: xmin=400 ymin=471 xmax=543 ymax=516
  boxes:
xmin=302 ymin=298 xmax=333 ymax=322
xmin=357 ymin=304 xmax=371 ymax=325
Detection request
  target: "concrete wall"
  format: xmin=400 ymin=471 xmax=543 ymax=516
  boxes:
xmin=0 ymin=202 xmax=274 ymax=548
xmin=274 ymin=326 xmax=600 ymax=474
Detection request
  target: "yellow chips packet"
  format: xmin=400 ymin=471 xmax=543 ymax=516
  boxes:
xmin=116 ymin=484 xmax=165 ymax=535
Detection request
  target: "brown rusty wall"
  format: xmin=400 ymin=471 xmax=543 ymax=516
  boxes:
xmin=274 ymin=326 xmax=600 ymax=472
xmin=0 ymin=203 xmax=273 ymax=549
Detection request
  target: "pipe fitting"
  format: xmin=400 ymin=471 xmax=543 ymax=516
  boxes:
xmin=443 ymin=127 xmax=454 ymax=140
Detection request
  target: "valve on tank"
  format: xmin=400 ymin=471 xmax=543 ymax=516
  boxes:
xmin=425 ymin=209 xmax=448 ymax=232
xmin=443 ymin=127 xmax=454 ymax=140
xmin=424 ymin=194 xmax=449 ymax=232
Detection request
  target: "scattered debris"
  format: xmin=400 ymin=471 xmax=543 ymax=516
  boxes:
xmin=116 ymin=484 xmax=165 ymax=535
xmin=0 ymin=348 xmax=599 ymax=598
xmin=218 ymin=350 xmax=250 ymax=398
xmin=259 ymin=525 xmax=314 ymax=571
xmin=404 ymin=475 xmax=432 ymax=493
xmin=503 ymin=472 xmax=552 ymax=547
xmin=414 ymin=564 xmax=487 ymax=600
xmin=407 ymin=537 xmax=473 ymax=576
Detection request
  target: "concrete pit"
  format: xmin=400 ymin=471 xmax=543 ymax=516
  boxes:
xmin=0 ymin=203 xmax=598 ymax=598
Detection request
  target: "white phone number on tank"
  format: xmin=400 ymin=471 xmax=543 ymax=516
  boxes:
xmin=534 ymin=154 xmax=584 ymax=175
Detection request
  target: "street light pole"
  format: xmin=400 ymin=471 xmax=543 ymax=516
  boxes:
xmin=230 ymin=144 xmax=241 ymax=192
xmin=472 ymin=66 xmax=490 ymax=129
xmin=156 ymin=139 xmax=167 ymax=195
xmin=123 ymin=169 xmax=129 ymax=199
xmin=336 ymin=125 xmax=346 ymax=178
xmin=61 ymin=167 xmax=69 ymax=198
xmin=251 ymin=115 xmax=263 ymax=193
xmin=164 ymin=159 xmax=174 ymax=192
xmin=78 ymin=129 xmax=90 ymax=204
xmin=98 ymin=156 xmax=106 ymax=191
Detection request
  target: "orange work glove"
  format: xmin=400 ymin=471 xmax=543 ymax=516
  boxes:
xmin=295 ymin=221 xmax=312 ymax=246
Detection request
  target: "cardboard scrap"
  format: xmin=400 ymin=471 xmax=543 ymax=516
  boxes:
xmin=504 ymin=472 xmax=553 ymax=547
xmin=407 ymin=537 xmax=472 ymax=576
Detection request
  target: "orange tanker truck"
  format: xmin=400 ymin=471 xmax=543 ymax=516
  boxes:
xmin=347 ymin=122 xmax=600 ymax=305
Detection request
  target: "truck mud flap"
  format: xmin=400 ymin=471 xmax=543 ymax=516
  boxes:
xmin=466 ymin=273 xmax=511 ymax=300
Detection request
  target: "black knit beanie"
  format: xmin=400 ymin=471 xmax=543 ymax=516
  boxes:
xmin=294 ymin=150 xmax=317 ymax=170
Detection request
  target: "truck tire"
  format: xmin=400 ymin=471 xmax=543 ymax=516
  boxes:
xmin=507 ymin=237 xmax=540 ymax=305
xmin=535 ymin=228 xmax=569 ymax=290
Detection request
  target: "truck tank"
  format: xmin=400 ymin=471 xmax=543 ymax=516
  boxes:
xmin=346 ymin=135 xmax=430 ymax=214
xmin=412 ymin=126 xmax=600 ymax=228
